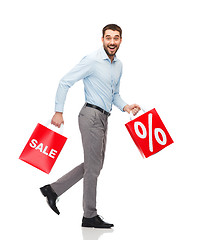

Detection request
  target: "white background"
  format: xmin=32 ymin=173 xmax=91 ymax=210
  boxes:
xmin=0 ymin=0 xmax=200 ymax=239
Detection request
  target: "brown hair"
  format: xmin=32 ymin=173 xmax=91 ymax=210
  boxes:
xmin=102 ymin=24 xmax=122 ymax=38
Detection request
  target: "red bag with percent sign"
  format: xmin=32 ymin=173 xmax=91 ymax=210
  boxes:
xmin=19 ymin=122 xmax=67 ymax=174
xmin=125 ymin=108 xmax=173 ymax=158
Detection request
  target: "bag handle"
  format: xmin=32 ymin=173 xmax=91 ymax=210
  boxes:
xmin=45 ymin=120 xmax=64 ymax=135
xmin=129 ymin=107 xmax=146 ymax=121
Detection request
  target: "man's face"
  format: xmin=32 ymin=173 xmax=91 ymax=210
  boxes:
xmin=102 ymin=30 xmax=122 ymax=58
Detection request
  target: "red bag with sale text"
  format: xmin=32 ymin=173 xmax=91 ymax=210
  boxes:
xmin=19 ymin=122 xmax=67 ymax=174
xmin=125 ymin=108 xmax=173 ymax=158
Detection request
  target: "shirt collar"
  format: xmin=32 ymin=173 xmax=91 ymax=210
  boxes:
xmin=100 ymin=46 xmax=118 ymax=62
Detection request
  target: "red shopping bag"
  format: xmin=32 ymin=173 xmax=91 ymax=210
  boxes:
xmin=125 ymin=108 xmax=173 ymax=158
xmin=19 ymin=123 xmax=67 ymax=174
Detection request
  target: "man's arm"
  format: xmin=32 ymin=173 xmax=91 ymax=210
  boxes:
xmin=113 ymin=66 xmax=140 ymax=115
xmin=113 ymin=77 xmax=140 ymax=115
xmin=55 ymin=56 xmax=93 ymax=113
xmin=51 ymin=56 xmax=93 ymax=127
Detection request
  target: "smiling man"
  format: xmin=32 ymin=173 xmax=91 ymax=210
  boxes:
xmin=102 ymin=27 xmax=122 ymax=62
xmin=40 ymin=24 xmax=140 ymax=228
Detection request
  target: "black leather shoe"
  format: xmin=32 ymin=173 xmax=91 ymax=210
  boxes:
xmin=82 ymin=215 xmax=114 ymax=228
xmin=40 ymin=184 xmax=60 ymax=215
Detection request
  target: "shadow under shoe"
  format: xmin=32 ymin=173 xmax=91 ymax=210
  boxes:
xmin=40 ymin=184 xmax=60 ymax=215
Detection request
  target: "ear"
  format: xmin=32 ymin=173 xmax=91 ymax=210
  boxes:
xmin=101 ymin=36 xmax=104 ymax=43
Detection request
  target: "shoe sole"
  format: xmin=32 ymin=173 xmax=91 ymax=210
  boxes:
xmin=82 ymin=224 xmax=113 ymax=228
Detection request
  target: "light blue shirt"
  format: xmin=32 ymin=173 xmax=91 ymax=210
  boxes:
xmin=55 ymin=47 xmax=127 ymax=113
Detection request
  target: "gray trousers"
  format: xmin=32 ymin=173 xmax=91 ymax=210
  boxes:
xmin=51 ymin=104 xmax=108 ymax=218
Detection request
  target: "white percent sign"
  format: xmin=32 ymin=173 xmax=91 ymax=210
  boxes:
xmin=134 ymin=113 xmax=167 ymax=152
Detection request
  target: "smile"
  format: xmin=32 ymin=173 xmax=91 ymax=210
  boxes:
xmin=108 ymin=45 xmax=116 ymax=50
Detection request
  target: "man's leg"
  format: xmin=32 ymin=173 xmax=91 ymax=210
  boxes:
xmin=78 ymin=105 xmax=108 ymax=218
xmin=50 ymin=163 xmax=84 ymax=196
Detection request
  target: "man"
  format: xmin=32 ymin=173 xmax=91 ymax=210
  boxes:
xmin=40 ymin=24 xmax=140 ymax=228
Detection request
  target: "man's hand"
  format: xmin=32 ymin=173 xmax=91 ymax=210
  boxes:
xmin=51 ymin=112 xmax=64 ymax=128
xmin=123 ymin=104 xmax=141 ymax=116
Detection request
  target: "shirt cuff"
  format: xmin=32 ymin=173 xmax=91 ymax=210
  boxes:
xmin=55 ymin=103 xmax=64 ymax=113
xmin=113 ymin=98 xmax=127 ymax=112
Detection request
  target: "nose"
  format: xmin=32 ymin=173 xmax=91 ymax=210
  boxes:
xmin=110 ymin=38 xmax=114 ymax=44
